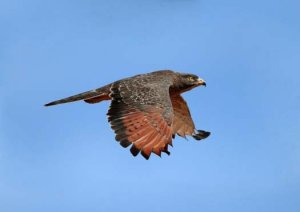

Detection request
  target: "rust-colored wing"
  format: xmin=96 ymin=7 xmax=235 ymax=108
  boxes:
xmin=171 ymin=94 xmax=196 ymax=137
xmin=107 ymin=79 xmax=174 ymax=160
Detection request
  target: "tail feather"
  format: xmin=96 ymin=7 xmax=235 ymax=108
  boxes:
xmin=45 ymin=85 xmax=112 ymax=107
xmin=45 ymin=90 xmax=102 ymax=106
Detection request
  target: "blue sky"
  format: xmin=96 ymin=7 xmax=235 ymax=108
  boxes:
xmin=1 ymin=0 xmax=300 ymax=211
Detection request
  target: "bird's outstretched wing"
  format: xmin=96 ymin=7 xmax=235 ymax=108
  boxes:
xmin=107 ymin=79 xmax=174 ymax=159
xmin=171 ymin=94 xmax=211 ymax=140
xmin=171 ymin=94 xmax=195 ymax=137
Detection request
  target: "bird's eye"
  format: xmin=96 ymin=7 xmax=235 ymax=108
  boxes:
xmin=188 ymin=76 xmax=194 ymax=81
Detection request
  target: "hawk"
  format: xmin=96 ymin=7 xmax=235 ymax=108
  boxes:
xmin=45 ymin=70 xmax=210 ymax=159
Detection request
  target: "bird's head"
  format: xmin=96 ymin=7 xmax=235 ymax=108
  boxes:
xmin=180 ymin=73 xmax=206 ymax=87
xmin=173 ymin=73 xmax=206 ymax=93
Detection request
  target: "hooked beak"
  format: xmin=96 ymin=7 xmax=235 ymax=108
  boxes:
xmin=197 ymin=78 xmax=206 ymax=87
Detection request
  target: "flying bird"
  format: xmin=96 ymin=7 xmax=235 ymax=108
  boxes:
xmin=45 ymin=70 xmax=210 ymax=159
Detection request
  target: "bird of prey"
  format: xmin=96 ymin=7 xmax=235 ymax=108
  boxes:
xmin=45 ymin=70 xmax=210 ymax=159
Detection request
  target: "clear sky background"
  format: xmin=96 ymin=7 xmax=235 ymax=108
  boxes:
xmin=1 ymin=0 xmax=300 ymax=211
